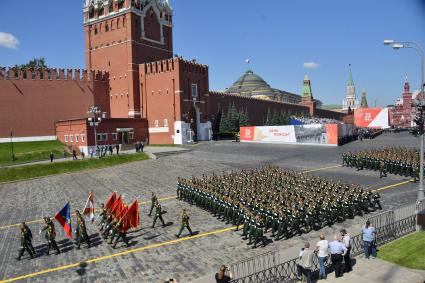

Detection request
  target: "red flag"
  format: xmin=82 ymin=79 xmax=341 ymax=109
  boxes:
xmin=122 ymin=200 xmax=139 ymax=232
xmin=105 ymin=192 xmax=117 ymax=209
xmin=117 ymin=205 xmax=128 ymax=219
xmin=111 ymin=195 xmax=123 ymax=217
xmin=83 ymin=192 xmax=95 ymax=223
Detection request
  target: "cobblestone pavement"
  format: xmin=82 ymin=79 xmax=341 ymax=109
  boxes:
xmin=0 ymin=132 xmax=421 ymax=282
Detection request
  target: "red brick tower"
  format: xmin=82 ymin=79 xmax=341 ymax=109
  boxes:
xmin=402 ymin=76 xmax=412 ymax=127
xmin=83 ymin=0 xmax=173 ymax=118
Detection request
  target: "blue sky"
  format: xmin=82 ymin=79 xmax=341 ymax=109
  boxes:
xmin=1 ymin=0 xmax=424 ymax=106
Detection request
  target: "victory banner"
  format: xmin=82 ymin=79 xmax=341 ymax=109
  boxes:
xmin=240 ymin=126 xmax=296 ymax=143
xmin=354 ymin=108 xmax=389 ymax=129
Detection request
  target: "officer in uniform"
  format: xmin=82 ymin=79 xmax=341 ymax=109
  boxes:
xmin=75 ymin=210 xmax=91 ymax=249
xmin=175 ymin=209 xmax=193 ymax=238
xmin=40 ymin=217 xmax=60 ymax=255
xmin=17 ymin=223 xmax=35 ymax=260
xmin=152 ymin=202 xmax=166 ymax=228
xmin=148 ymin=192 xmax=158 ymax=217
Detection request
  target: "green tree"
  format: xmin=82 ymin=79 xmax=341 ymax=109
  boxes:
xmin=238 ymin=107 xmax=249 ymax=127
xmin=20 ymin=57 xmax=47 ymax=79
xmin=219 ymin=111 xmax=230 ymax=132
xmin=271 ymin=110 xmax=280 ymax=125
xmin=227 ymin=102 xmax=239 ymax=132
xmin=265 ymin=108 xmax=272 ymax=126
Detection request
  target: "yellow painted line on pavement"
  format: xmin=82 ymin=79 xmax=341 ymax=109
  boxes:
xmin=0 ymin=196 xmax=177 ymax=231
xmin=0 ymin=225 xmax=237 ymax=283
xmin=376 ymin=180 xmax=414 ymax=192
xmin=303 ymin=164 xmax=342 ymax=173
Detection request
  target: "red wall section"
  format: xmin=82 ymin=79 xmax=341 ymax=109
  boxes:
xmin=0 ymin=69 xmax=109 ymax=138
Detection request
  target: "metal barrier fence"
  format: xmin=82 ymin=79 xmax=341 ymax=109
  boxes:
xmin=366 ymin=210 xmax=394 ymax=228
xmin=229 ymin=251 xmax=280 ymax=280
xmin=229 ymin=215 xmax=417 ymax=283
xmin=366 ymin=199 xmax=425 ymax=228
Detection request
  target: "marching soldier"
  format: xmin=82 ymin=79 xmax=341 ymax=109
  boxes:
xmin=152 ymin=202 xmax=167 ymax=228
xmin=148 ymin=192 xmax=158 ymax=217
xmin=17 ymin=223 xmax=35 ymax=261
xmin=175 ymin=209 xmax=193 ymax=238
xmin=109 ymin=221 xmax=129 ymax=248
xmin=22 ymin=222 xmax=36 ymax=255
xmin=75 ymin=210 xmax=91 ymax=249
xmin=379 ymin=160 xmax=387 ymax=178
xmin=40 ymin=217 xmax=60 ymax=255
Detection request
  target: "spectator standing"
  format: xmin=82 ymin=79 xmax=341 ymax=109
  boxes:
xmin=81 ymin=151 xmax=85 ymax=159
xmin=135 ymin=141 xmax=140 ymax=152
xmin=109 ymin=145 xmax=113 ymax=155
xmin=72 ymin=150 xmax=78 ymax=160
xmin=298 ymin=242 xmax=314 ymax=283
xmin=215 ymin=265 xmax=233 ymax=283
xmin=341 ymin=229 xmax=352 ymax=272
xmin=329 ymin=235 xmax=347 ymax=278
xmin=89 ymin=148 xmax=94 ymax=158
xmin=315 ymin=234 xmax=329 ymax=280
xmin=362 ymin=220 xmax=377 ymax=259
xmin=49 ymin=152 xmax=54 ymax=163
xmin=115 ymin=144 xmax=119 ymax=155
xmin=140 ymin=141 xmax=144 ymax=152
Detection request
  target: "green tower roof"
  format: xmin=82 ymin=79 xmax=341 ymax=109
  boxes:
xmin=302 ymin=74 xmax=312 ymax=97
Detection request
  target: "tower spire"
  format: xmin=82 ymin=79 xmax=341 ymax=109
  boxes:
xmin=361 ymin=89 xmax=368 ymax=108
xmin=347 ymin=64 xmax=354 ymax=86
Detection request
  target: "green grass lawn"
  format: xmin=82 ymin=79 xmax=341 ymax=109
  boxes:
xmin=379 ymin=231 xmax=425 ymax=270
xmin=0 ymin=140 xmax=70 ymax=165
xmin=0 ymin=153 xmax=149 ymax=183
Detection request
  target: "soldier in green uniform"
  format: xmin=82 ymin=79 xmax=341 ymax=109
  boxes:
xmin=17 ymin=223 xmax=35 ymax=260
xmin=109 ymin=221 xmax=129 ymax=248
xmin=248 ymin=215 xmax=267 ymax=248
xmin=148 ymin=192 xmax=158 ymax=217
xmin=75 ymin=210 xmax=91 ymax=249
xmin=40 ymin=217 xmax=60 ymax=255
xmin=379 ymin=160 xmax=387 ymax=178
xmin=102 ymin=216 xmax=117 ymax=240
xmin=152 ymin=202 xmax=167 ymax=228
xmin=175 ymin=209 xmax=193 ymax=238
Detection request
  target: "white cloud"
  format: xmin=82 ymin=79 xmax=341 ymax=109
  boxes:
xmin=303 ymin=62 xmax=319 ymax=69
xmin=0 ymin=32 xmax=19 ymax=49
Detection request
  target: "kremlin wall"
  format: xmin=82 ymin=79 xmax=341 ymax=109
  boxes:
xmin=0 ymin=0 xmax=345 ymax=151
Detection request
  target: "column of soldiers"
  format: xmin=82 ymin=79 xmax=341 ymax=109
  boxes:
xmin=342 ymin=147 xmax=420 ymax=179
xmin=18 ymin=194 xmax=195 ymax=260
xmin=177 ymin=166 xmax=381 ymax=248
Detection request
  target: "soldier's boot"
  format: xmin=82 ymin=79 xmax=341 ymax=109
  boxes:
xmin=187 ymin=226 xmax=194 ymax=236
xmin=175 ymin=226 xmax=183 ymax=238
xmin=28 ymin=243 xmax=36 ymax=255
xmin=152 ymin=216 xmax=157 ymax=228
xmin=161 ymin=217 xmax=166 ymax=228
xmin=16 ymin=248 xmax=25 ymax=261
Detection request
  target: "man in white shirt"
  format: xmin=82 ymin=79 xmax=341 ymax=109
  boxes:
xmin=315 ymin=234 xmax=329 ymax=280
xmin=341 ymin=229 xmax=352 ymax=272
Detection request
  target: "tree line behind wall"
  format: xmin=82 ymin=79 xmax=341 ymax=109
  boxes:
xmin=214 ymin=102 xmax=292 ymax=133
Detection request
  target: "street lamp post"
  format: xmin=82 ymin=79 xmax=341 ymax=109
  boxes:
xmin=384 ymin=39 xmax=425 ymax=201
xmin=10 ymin=131 xmax=15 ymax=161
xmin=87 ymin=106 xmax=102 ymax=152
